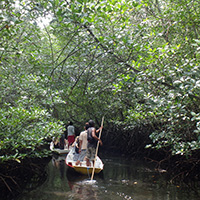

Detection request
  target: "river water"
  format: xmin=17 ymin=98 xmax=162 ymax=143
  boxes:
xmin=17 ymin=152 xmax=200 ymax=200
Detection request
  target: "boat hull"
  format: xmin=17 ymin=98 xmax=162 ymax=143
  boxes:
xmin=50 ymin=142 xmax=70 ymax=155
xmin=66 ymin=149 xmax=104 ymax=175
xmin=73 ymin=165 xmax=102 ymax=175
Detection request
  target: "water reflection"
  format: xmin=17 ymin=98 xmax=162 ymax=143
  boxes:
xmin=17 ymin=153 xmax=200 ymax=200
xmin=66 ymin=163 xmax=104 ymax=200
xmin=51 ymin=154 xmax=66 ymax=179
xmin=69 ymin=182 xmax=99 ymax=200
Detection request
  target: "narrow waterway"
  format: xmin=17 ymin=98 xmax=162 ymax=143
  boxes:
xmin=17 ymin=152 xmax=200 ymax=200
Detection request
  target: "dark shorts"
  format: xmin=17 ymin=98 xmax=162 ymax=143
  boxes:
xmin=86 ymin=147 xmax=96 ymax=161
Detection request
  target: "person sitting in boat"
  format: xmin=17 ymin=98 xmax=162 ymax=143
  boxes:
xmin=75 ymin=122 xmax=90 ymax=165
xmin=85 ymin=120 xmax=103 ymax=167
xmin=59 ymin=133 xmax=68 ymax=149
xmin=71 ymin=136 xmax=80 ymax=161
xmin=52 ymin=134 xmax=68 ymax=150
xmin=52 ymin=137 xmax=60 ymax=148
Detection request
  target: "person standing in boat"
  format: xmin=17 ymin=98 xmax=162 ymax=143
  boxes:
xmin=75 ymin=122 xmax=90 ymax=165
xmin=85 ymin=120 xmax=103 ymax=167
xmin=67 ymin=121 xmax=75 ymax=148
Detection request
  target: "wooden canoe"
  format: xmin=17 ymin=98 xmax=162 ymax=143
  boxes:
xmin=65 ymin=148 xmax=104 ymax=175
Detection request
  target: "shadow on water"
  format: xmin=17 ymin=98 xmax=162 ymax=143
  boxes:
xmin=16 ymin=152 xmax=200 ymax=200
xmin=0 ymin=157 xmax=50 ymax=200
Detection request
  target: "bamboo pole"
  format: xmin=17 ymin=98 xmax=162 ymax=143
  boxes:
xmin=91 ymin=116 xmax=104 ymax=180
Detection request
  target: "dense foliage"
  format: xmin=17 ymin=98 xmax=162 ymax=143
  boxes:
xmin=0 ymin=0 xmax=200 ymax=162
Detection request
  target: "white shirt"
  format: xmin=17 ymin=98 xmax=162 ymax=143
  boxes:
xmin=67 ymin=125 xmax=75 ymax=136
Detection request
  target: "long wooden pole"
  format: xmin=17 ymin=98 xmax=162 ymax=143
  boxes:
xmin=91 ymin=116 xmax=104 ymax=180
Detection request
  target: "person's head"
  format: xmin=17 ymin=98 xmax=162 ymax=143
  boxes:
xmin=88 ymin=120 xmax=95 ymax=127
xmin=69 ymin=121 xmax=73 ymax=125
xmin=85 ymin=122 xmax=90 ymax=130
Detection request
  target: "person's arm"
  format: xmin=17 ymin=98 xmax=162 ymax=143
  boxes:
xmin=79 ymin=140 xmax=82 ymax=152
xmin=96 ymin=126 xmax=103 ymax=133
xmin=92 ymin=128 xmax=102 ymax=145
xmin=71 ymin=140 xmax=76 ymax=147
xmin=54 ymin=138 xmax=59 ymax=145
xmin=64 ymin=139 xmax=68 ymax=146
xmin=78 ymin=132 xmax=83 ymax=152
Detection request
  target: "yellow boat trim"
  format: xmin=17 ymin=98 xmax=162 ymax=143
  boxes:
xmin=73 ymin=166 xmax=102 ymax=175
